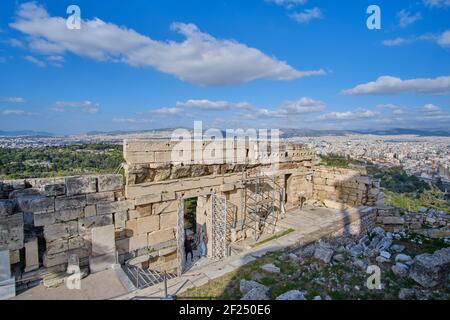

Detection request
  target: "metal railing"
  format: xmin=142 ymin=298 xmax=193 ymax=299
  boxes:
xmin=122 ymin=262 xmax=177 ymax=290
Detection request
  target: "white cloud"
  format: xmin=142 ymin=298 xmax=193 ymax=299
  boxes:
xmin=174 ymin=98 xmax=325 ymax=115
xmin=24 ymin=55 xmax=45 ymax=67
xmin=240 ymin=108 xmax=285 ymax=120
xmin=278 ymin=97 xmax=326 ymax=114
xmin=392 ymin=109 xmax=407 ymax=115
xmin=437 ymin=30 xmax=450 ymax=47
xmin=6 ymin=38 xmax=24 ymax=48
xmin=382 ymin=37 xmax=412 ymax=46
xmin=318 ymin=108 xmax=379 ymax=121
xmin=0 ymin=96 xmax=26 ymax=103
xmin=423 ymin=0 xmax=450 ymax=8
xmin=47 ymin=55 xmax=64 ymax=62
xmin=397 ymin=10 xmax=422 ymax=28
xmin=315 ymin=102 xmax=450 ymax=128
xmin=123 ymin=96 xmax=326 ymax=122
xmin=176 ymin=100 xmax=232 ymax=110
xmin=175 ymin=99 xmax=254 ymax=111
xmin=376 ymin=103 xmax=408 ymax=115
xmin=381 ymin=29 xmax=450 ymax=54
xmin=290 ymin=7 xmax=323 ymax=24
xmin=382 ymin=33 xmax=440 ymax=47
xmin=112 ymin=117 xmax=152 ymax=124
xmin=418 ymin=104 xmax=450 ymax=122
xmin=342 ymin=76 xmax=450 ymax=95
xmin=10 ymin=2 xmax=325 ymax=86
xmin=422 ymin=103 xmax=441 ymax=113
xmin=0 ymin=109 xmax=34 ymax=116
xmin=152 ymin=107 xmax=184 ymax=115
xmin=46 ymin=55 xmax=64 ymax=67
xmin=51 ymin=101 xmax=100 ymax=114
xmin=266 ymin=0 xmax=308 ymax=8
xmin=382 ymin=34 xmax=437 ymax=47
xmin=238 ymin=97 xmax=326 ymax=119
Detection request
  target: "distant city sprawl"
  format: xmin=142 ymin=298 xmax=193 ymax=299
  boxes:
xmin=1 ymin=131 xmax=449 ymax=184
xmin=292 ymin=134 xmax=450 ymax=184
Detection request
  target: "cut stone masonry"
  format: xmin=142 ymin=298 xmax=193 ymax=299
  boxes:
xmin=0 ymin=140 xmax=382 ymax=292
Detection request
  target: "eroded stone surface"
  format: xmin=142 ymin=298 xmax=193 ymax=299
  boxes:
xmin=66 ymin=176 xmax=97 ymax=196
xmin=240 ymin=279 xmax=267 ymax=295
xmin=409 ymin=248 xmax=450 ymax=288
xmin=276 ymin=290 xmax=306 ymax=300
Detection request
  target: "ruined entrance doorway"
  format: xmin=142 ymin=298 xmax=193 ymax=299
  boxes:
xmin=183 ymin=197 xmax=200 ymax=270
xmin=284 ymin=174 xmax=292 ymax=203
xmin=183 ymin=198 xmax=198 ymax=235
xmin=177 ymin=196 xmax=209 ymax=274
xmin=176 ymin=193 xmax=232 ymax=275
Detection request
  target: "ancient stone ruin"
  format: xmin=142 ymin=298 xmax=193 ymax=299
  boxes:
xmin=0 ymin=140 xmax=384 ymax=297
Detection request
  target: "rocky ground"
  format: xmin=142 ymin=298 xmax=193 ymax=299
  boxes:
xmin=180 ymin=227 xmax=450 ymax=300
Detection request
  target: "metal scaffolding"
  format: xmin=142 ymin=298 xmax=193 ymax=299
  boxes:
xmin=211 ymin=194 xmax=238 ymax=260
xmin=241 ymin=172 xmax=284 ymax=241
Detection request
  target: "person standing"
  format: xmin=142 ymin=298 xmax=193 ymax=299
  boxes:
xmin=184 ymin=235 xmax=194 ymax=262
xmin=197 ymin=224 xmax=208 ymax=258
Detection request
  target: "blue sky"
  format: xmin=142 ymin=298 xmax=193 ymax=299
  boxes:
xmin=0 ymin=0 xmax=449 ymax=134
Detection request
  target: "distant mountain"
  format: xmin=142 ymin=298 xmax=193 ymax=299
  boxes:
xmin=280 ymin=129 xmax=352 ymax=138
xmin=351 ymin=128 xmax=450 ymax=137
xmin=0 ymin=130 xmax=55 ymax=137
xmin=2 ymin=127 xmax=449 ymax=139
xmin=280 ymin=128 xmax=450 ymax=138
xmin=83 ymin=128 xmax=189 ymax=136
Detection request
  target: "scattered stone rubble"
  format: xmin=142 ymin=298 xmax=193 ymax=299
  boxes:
xmin=409 ymin=247 xmax=450 ymax=288
xmin=276 ymin=290 xmax=306 ymax=300
xmin=236 ymin=224 xmax=449 ymax=300
xmin=260 ymin=263 xmax=281 ymax=274
xmin=311 ymin=227 xmax=449 ymax=299
xmin=376 ymin=205 xmax=450 ymax=238
xmin=240 ymin=279 xmax=270 ymax=300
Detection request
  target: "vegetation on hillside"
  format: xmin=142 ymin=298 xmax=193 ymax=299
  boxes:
xmin=367 ymin=165 xmax=430 ymax=194
xmin=320 ymin=154 xmax=450 ymax=214
xmin=0 ymin=144 xmax=123 ymax=179
xmin=319 ymin=154 xmax=364 ymax=169
xmin=384 ymin=189 xmax=450 ymax=214
xmin=367 ymin=165 xmax=449 ymax=214
xmin=184 ymin=198 xmax=198 ymax=233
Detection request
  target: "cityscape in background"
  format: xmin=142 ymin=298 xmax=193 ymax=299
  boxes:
xmin=1 ymin=130 xmax=449 ymax=185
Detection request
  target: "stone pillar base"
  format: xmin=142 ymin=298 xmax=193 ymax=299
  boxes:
xmin=0 ymin=277 xmax=16 ymax=300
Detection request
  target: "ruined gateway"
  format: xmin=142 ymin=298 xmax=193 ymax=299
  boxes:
xmin=0 ymin=140 xmax=383 ymax=295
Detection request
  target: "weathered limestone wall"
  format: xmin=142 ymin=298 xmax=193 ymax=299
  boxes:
xmin=0 ymin=140 xmax=384 ymax=283
xmin=330 ymin=207 xmax=377 ymax=238
xmin=123 ymin=140 xmax=313 ymax=167
xmin=0 ymin=174 xmax=128 ymax=287
xmin=0 ymin=202 xmax=23 ymax=265
xmin=312 ymin=166 xmax=382 ymax=209
xmin=122 ymin=140 xmax=316 ymax=269
xmin=276 ymin=164 xmax=314 ymax=210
